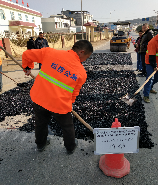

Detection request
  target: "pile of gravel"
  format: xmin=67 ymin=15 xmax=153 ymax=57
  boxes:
xmin=83 ymin=53 xmax=132 ymax=66
xmin=0 ymin=70 xmax=154 ymax=149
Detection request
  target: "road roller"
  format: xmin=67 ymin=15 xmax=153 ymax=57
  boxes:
xmin=110 ymin=22 xmax=131 ymax=52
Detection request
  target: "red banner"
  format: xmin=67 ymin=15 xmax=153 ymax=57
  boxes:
xmin=27 ymin=3 xmax=29 ymax=7
xmin=16 ymin=0 xmax=18 ymax=3
xmin=22 ymin=0 xmax=24 ymax=5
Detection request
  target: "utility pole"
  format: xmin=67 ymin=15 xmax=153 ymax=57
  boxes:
xmin=81 ymin=0 xmax=83 ymax=39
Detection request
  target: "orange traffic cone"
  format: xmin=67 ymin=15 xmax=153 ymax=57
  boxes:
xmin=99 ymin=118 xmax=130 ymax=178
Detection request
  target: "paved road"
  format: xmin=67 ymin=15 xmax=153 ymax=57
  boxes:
xmin=0 ymin=33 xmax=158 ymax=185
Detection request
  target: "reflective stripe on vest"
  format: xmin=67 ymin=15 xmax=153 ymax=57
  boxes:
xmin=146 ymin=50 xmax=158 ymax=56
xmin=39 ymin=70 xmax=74 ymax=93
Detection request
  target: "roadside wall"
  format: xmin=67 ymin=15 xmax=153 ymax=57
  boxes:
xmin=0 ymin=31 xmax=112 ymax=58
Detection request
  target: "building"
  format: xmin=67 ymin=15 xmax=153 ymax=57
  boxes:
xmin=0 ymin=0 xmax=42 ymax=36
xmin=61 ymin=9 xmax=93 ymax=26
xmin=41 ymin=16 xmax=76 ymax=33
xmin=49 ymin=14 xmax=76 ymax=26
xmin=92 ymin=19 xmax=99 ymax=26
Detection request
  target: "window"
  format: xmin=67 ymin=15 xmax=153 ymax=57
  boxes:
xmin=18 ymin=13 xmax=22 ymax=20
xmin=10 ymin=11 xmax=15 ymax=20
xmin=32 ymin=17 xmax=35 ymax=23
xmin=84 ymin=16 xmax=87 ymax=20
xmin=0 ymin=9 xmax=5 ymax=20
xmin=25 ymin=15 xmax=29 ymax=21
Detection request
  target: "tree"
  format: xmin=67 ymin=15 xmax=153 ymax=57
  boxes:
xmin=149 ymin=24 xmax=154 ymax=30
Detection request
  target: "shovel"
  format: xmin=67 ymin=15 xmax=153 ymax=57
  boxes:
xmin=0 ymin=46 xmax=93 ymax=132
xmin=0 ymin=71 xmax=29 ymax=88
xmin=72 ymin=110 xmax=93 ymax=132
xmin=121 ymin=70 xmax=157 ymax=106
xmin=0 ymin=46 xmax=36 ymax=79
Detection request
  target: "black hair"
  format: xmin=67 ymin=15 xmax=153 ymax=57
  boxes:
xmin=143 ymin=23 xmax=149 ymax=27
xmin=72 ymin=40 xmax=93 ymax=54
xmin=39 ymin=32 xmax=43 ymax=35
xmin=139 ymin=30 xmax=143 ymax=33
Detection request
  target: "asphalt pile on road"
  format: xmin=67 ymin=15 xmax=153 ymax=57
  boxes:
xmin=0 ymin=69 xmax=154 ymax=149
xmin=83 ymin=53 xmax=132 ymax=66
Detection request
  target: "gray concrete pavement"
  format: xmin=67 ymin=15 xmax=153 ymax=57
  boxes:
xmin=0 ymin=33 xmax=158 ymax=185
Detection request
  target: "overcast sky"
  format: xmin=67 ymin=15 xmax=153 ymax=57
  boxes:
xmin=10 ymin=0 xmax=158 ymax=23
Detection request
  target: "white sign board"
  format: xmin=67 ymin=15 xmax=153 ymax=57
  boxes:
xmin=93 ymin=126 xmax=140 ymax=155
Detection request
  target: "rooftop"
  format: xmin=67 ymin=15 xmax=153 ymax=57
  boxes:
xmin=0 ymin=0 xmax=42 ymax=17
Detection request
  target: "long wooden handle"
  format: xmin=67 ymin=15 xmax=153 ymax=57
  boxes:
xmin=0 ymin=46 xmax=36 ymax=79
xmin=71 ymin=110 xmax=93 ymax=132
xmin=134 ymin=71 xmax=157 ymax=95
xmin=0 ymin=71 xmax=18 ymax=84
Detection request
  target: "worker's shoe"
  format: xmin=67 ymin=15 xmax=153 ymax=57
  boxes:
xmin=143 ymin=96 xmax=150 ymax=103
xmin=67 ymin=139 xmax=78 ymax=155
xmin=150 ymin=89 xmax=157 ymax=94
xmin=138 ymin=73 xmax=146 ymax=77
xmin=37 ymin=137 xmax=50 ymax=152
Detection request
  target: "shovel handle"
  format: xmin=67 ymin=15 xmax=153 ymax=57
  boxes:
xmin=0 ymin=46 xmax=36 ymax=79
xmin=134 ymin=70 xmax=157 ymax=95
xmin=71 ymin=110 xmax=93 ymax=132
xmin=0 ymin=71 xmax=18 ymax=84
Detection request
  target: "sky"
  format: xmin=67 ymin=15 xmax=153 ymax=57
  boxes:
xmin=7 ymin=0 xmax=158 ymax=23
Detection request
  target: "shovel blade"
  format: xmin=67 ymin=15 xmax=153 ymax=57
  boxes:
xmin=121 ymin=93 xmax=137 ymax=106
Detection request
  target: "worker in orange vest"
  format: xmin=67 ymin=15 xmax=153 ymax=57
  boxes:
xmin=22 ymin=40 xmax=93 ymax=154
xmin=0 ymin=57 xmax=2 ymax=92
xmin=143 ymin=34 xmax=158 ymax=103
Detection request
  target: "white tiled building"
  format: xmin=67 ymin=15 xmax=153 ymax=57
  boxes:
xmin=0 ymin=0 xmax=42 ymax=36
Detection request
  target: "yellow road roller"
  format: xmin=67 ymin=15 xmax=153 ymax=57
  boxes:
xmin=110 ymin=22 xmax=131 ymax=52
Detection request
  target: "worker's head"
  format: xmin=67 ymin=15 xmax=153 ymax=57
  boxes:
xmin=72 ymin=40 xmax=93 ymax=62
xmin=39 ymin=32 xmax=44 ymax=39
xmin=139 ymin=30 xmax=143 ymax=37
xmin=142 ymin=23 xmax=149 ymax=33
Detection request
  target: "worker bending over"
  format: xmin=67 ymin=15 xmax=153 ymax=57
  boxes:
xmin=143 ymin=34 xmax=158 ymax=103
xmin=22 ymin=40 xmax=93 ymax=154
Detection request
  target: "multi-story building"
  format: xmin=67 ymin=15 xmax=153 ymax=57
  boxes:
xmin=61 ymin=9 xmax=93 ymax=26
xmin=41 ymin=16 xmax=76 ymax=33
xmin=41 ymin=13 xmax=78 ymax=33
xmin=49 ymin=14 xmax=76 ymax=26
xmin=0 ymin=0 xmax=42 ymax=35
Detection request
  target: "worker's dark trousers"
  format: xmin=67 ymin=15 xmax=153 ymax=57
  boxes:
xmin=33 ymin=102 xmax=76 ymax=151
xmin=141 ymin=52 xmax=146 ymax=74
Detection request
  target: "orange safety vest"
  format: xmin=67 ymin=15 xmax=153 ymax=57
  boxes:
xmin=145 ymin=34 xmax=158 ymax=65
xmin=0 ymin=57 xmax=2 ymax=66
xmin=22 ymin=48 xmax=87 ymax=114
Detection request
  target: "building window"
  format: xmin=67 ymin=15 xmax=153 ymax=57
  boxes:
xmin=10 ymin=11 xmax=15 ymax=20
xmin=18 ymin=13 xmax=22 ymax=20
xmin=0 ymin=9 xmax=5 ymax=20
xmin=25 ymin=15 xmax=29 ymax=21
xmin=84 ymin=16 xmax=87 ymax=19
xmin=32 ymin=17 xmax=35 ymax=23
